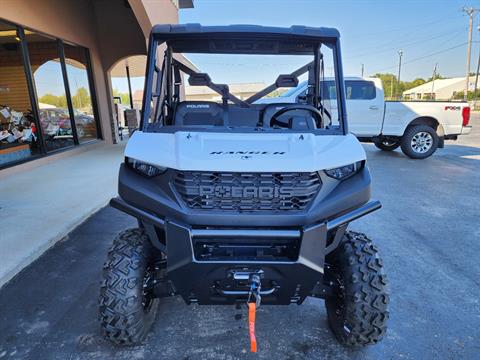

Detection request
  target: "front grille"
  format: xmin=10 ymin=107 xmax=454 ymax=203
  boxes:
xmin=174 ymin=171 xmax=321 ymax=211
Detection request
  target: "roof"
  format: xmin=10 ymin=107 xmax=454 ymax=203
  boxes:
xmin=151 ymin=24 xmax=340 ymax=39
xmin=403 ymin=78 xmax=465 ymax=95
xmin=178 ymin=0 xmax=194 ymax=9
xmin=150 ymin=24 xmax=340 ymax=55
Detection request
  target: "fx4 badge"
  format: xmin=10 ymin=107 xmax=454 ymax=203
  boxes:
xmin=444 ymin=106 xmax=461 ymax=111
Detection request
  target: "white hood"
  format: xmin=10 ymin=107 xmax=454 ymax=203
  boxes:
xmin=125 ymin=131 xmax=366 ymax=172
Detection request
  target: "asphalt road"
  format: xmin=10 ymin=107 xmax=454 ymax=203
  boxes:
xmin=1 ymin=115 xmax=479 ymax=360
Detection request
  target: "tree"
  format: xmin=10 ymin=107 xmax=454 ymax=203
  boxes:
xmin=71 ymin=87 xmax=91 ymax=110
xmin=452 ymin=90 xmax=480 ymax=100
xmin=112 ymin=88 xmax=131 ymax=107
xmin=372 ymin=73 xmax=448 ymax=99
xmin=38 ymin=93 xmax=67 ymax=107
xmin=409 ymin=78 xmax=427 ymax=88
xmin=427 ymin=73 xmax=445 ymax=82
xmin=372 ymin=73 xmax=398 ymax=99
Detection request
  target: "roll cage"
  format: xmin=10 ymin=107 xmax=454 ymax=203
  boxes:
xmin=139 ymin=24 xmax=348 ymax=134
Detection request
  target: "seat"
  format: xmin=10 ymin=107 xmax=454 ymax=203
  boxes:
xmin=174 ymin=101 xmax=224 ymax=126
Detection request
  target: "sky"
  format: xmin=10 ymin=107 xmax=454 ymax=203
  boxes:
xmin=111 ymin=0 xmax=480 ymax=93
xmin=34 ymin=61 xmax=90 ymax=97
xmin=179 ymin=0 xmax=480 ymax=82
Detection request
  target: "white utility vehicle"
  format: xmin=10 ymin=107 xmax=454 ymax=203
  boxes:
xmin=259 ymin=78 xmax=472 ymax=159
xmin=101 ymin=24 xmax=389 ymax=350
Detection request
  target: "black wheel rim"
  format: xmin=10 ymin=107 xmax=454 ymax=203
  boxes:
xmin=332 ymin=273 xmax=346 ymax=319
xmin=142 ymin=264 xmax=155 ymax=312
xmin=326 ymin=268 xmax=351 ymax=336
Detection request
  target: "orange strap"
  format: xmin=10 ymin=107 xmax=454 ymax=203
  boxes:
xmin=248 ymin=302 xmax=257 ymax=352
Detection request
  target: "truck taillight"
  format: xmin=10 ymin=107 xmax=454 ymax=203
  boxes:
xmin=462 ymin=106 xmax=470 ymax=127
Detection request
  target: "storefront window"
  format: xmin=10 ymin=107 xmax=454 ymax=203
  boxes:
xmin=0 ymin=22 xmax=41 ymax=166
xmin=0 ymin=19 xmax=101 ymax=168
xmin=27 ymin=32 xmax=74 ymax=151
xmin=64 ymin=43 xmax=98 ymax=142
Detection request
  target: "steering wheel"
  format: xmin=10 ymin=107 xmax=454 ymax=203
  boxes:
xmin=265 ymin=104 xmax=324 ymax=129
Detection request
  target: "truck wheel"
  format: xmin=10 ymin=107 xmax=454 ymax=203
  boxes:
xmin=99 ymin=228 xmax=159 ymax=345
xmin=373 ymin=138 xmax=400 ymax=151
xmin=400 ymin=125 xmax=439 ymax=159
xmin=325 ymin=231 xmax=389 ymax=347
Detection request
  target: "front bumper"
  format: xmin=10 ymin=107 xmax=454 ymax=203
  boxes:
xmin=110 ymin=197 xmax=381 ymax=305
xmin=113 ymin=163 xmax=378 ymax=304
xmin=117 ymin=163 xmax=373 ymax=228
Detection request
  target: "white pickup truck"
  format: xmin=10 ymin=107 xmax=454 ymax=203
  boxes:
xmin=260 ymin=77 xmax=472 ymax=159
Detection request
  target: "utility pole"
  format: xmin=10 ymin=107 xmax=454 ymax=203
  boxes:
xmin=463 ymin=7 xmax=479 ymax=101
xmin=390 ymin=75 xmax=394 ymax=99
xmin=431 ymin=63 xmax=438 ymax=99
xmin=397 ymin=49 xmax=403 ymax=99
xmin=474 ymin=25 xmax=480 ymax=106
xmin=361 ymin=63 xmax=364 ymax=77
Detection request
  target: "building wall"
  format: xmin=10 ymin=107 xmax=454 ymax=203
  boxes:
xmin=0 ymin=0 xmax=175 ymax=145
xmin=436 ymin=81 xmax=465 ymax=100
xmin=0 ymin=0 xmax=112 ymax=143
xmin=0 ymin=64 xmax=30 ymax=112
xmin=403 ymin=77 xmax=479 ymax=100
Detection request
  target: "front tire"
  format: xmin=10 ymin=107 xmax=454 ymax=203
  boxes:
xmin=325 ymin=232 xmax=389 ymax=347
xmin=99 ymin=228 xmax=159 ymax=345
xmin=373 ymin=138 xmax=400 ymax=151
xmin=400 ymin=124 xmax=439 ymax=159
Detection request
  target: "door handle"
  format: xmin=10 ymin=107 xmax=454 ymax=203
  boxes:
xmin=369 ymin=105 xmax=379 ymax=110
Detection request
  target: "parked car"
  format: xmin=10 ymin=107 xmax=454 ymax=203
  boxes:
xmin=258 ymin=78 xmax=472 ymax=159
xmin=39 ymin=108 xmax=95 ymax=138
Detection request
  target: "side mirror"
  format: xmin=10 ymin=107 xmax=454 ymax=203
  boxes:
xmin=275 ymin=74 xmax=299 ymax=88
xmin=188 ymin=73 xmax=212 ymax=86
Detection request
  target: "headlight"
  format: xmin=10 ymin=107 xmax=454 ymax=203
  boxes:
xmin=126 ymin=157 xmax=166 ymax=177
xmin=324 ymin=161 xmax=364 ymax=180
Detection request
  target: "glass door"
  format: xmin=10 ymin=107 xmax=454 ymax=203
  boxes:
xmin=0 ymin=22 xmax=42 ymax=166
xmin=63 ymin=43 xmax=98 ymax=142
xmin=25 ymin=31 xmax=75 ymax=151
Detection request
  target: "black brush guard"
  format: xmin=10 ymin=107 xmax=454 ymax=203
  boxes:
xmin=110 ymin=197 xmax=381 ymax=305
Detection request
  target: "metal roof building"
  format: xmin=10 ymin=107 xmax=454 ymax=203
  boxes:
xmin=403 ymin=76 xmax=478 ymax=100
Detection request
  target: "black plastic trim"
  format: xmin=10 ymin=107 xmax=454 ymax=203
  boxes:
xmin=191 ymin=229 xmax=300 ymax=239
xmin=110 ymin=197 xmax=165 ymax=229
xmin=110 ymin=197 xmax=380 ymax=237
xmin=326 ymin=200 xmax=381 ymax=230
xmin=118 ymin=163 xmax=372 ymax=227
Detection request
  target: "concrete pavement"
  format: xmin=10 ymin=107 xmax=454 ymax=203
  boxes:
xmin=0 ymin=142 xmax=124 ymax=287
xmin=0 ymin=116 xmax=479 ymax=359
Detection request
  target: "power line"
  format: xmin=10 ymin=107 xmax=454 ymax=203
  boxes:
xmin=348 ymin=13 xmax=463 ymax=39
xmin=404 ymin=42 xmax=475 ymax=65
xmin=370 ymin=42 xmax=472 ymax=74
xmin=347 ymin=27 xmax=467 ymax=59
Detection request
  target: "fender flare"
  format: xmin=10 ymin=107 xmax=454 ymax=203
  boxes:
xmin=403 ymin=116 xmax=444 ymax=137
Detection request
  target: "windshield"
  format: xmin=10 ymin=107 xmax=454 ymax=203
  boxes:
xmin=141 ymin=34 xmax=344 ymax=135
xmin=280 ymin=81 xmax=308 ymax=98
xmin=184 ymin=54 xmax=311 ymax=101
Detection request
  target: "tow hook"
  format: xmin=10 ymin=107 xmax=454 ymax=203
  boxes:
xmin=246 ymin=273 xmax=262 ymax=353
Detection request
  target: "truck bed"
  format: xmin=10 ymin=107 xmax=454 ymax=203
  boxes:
xmin=382 ymin=100 xmax=469 ymax=137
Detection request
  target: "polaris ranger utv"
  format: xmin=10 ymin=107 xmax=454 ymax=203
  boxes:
xmin=100 ymin=24 xmax=389 ymax=349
